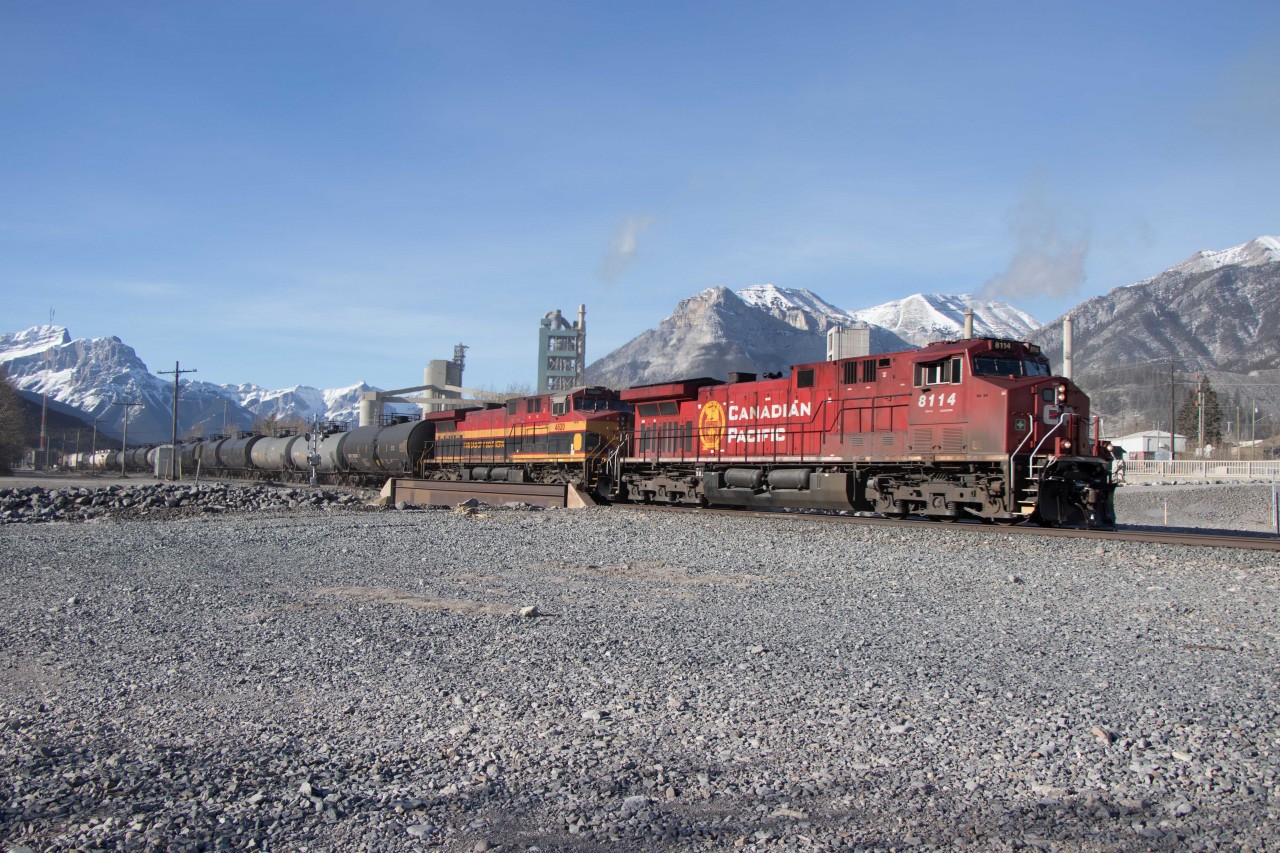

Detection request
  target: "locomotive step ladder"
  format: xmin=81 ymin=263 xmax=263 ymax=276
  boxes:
xmin=1017 ymin=455 xmax=1047 ymax=513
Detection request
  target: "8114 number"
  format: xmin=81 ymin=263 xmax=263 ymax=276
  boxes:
xmin=918 ymin=392 xmax=957 ymax=408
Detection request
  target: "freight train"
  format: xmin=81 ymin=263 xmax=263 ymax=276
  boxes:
xmin=77 ymin=336 xmax=1115 ymax=527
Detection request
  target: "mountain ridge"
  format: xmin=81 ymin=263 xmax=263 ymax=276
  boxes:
xmin=586 ymin=286 xmax=1039 ymax=388
xmin=0 ymin=327 xmax=399 ymax=444
xmin=5 ymin=235 xmax=1279 ymax=445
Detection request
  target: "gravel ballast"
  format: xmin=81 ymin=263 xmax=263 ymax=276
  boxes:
xmin=1 ymin=484 xmax=1278 ymax=851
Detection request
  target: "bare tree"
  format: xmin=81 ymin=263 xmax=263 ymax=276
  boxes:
xmin=252 ymin=412 xmax=309 ymax=435
xmin=252 ymin=413 xmax=282 ymax=436
xmin=469 ymin=380 xmax=535 ymax=403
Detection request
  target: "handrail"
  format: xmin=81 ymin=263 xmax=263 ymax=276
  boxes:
xmin=1005 ymin=415 xmax=1038 ymax=513
xmin=1031 ymin=413 xmax=1070 ymax=461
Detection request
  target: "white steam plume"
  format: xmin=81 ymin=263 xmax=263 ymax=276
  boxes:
xmin=599 ymin=214 xmax=654 ymax=282
xmin=982 ymin=186 xmax=1089 ymax=300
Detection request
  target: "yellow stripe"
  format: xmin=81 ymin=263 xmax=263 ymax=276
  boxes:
xmin=448 ymin=420 xmax=592 ymax=440
xmin=435 ymin=450 xmax=586 ymax=458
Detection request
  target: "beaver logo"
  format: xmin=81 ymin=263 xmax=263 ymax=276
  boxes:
xmin=698 ymin=400 xmax=726 ymax=452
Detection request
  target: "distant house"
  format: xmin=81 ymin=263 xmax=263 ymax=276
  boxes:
xmin=1111 ymin=431 xmax=1187 ymax=460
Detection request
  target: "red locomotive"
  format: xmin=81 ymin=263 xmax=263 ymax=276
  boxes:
xmin=613 ymin=337 xmax=1113 ymax=526
xmin=418 ymin=336 xmax=1115 ymax=527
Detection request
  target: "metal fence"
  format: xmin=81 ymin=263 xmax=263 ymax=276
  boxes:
xmin=1123 ymin=460 xmax=1280 ymax=482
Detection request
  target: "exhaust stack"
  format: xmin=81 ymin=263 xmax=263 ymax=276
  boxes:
xmin=963 ymin=308 xmax=974 ymax=339
xmin=1063 ymin=315 xmax=1074 ymax=380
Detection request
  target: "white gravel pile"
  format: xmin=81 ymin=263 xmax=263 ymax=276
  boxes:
xmin=1 ymin=489 xmax=1278 ymax=851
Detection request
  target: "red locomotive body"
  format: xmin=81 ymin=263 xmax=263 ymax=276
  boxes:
xmin=614 ymin=337 xmax=1113 ymax=526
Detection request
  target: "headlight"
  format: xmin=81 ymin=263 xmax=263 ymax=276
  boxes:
xmin=1056 ymin=383 xmax=1068 ymax=404
xmin=1061 ymin=440 xmax=1072 ymax=452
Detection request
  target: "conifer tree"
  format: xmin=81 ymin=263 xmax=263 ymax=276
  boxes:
xmin=1175 ymin=375 xmax=1224 ymax=451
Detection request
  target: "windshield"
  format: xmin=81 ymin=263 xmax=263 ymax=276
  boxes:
xmin=574 ymin=396 xmax=626 ymax=411
xmin=972 ymin=355 xmax=1053 ymax=377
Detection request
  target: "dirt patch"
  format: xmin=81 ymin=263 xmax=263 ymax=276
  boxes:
xmin=312 ymin=586 xmax=521 ymax=616
xmin=529 ymin=560 xmax=769 ymax=588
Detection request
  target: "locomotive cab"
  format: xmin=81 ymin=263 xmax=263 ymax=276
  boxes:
xmin=960 ymin=340 xmax=1114 ymax=527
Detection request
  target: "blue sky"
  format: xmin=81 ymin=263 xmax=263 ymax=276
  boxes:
xmin=3 ymin=1 xmax=1278 ymax=392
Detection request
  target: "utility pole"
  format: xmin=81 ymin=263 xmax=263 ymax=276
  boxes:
xmin=1197 ymin=375 xmax=1205 ymax=457
xmin=158 ymin=361 xmax=197 ymax=481
xmin=115 ymin=400 xmax=141 ymax=477
xmin=39 ymin=393 xmax=48 ymax=469
xmin=39 ymin=315 xmax=55 ymax=469
xmin=90 ymin=418 xmax=99 ymax=472
xmin=1252 ymin=400 xmax=1258 ymax=453
xmin=1169 ymin=360 xmax=1176 ymax=461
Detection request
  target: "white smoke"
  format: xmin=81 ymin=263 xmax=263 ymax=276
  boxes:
xmin=982 ymin=185 xmax=1089 ymax=300
xmin=599 ymin=214 xmax=654 ymax=282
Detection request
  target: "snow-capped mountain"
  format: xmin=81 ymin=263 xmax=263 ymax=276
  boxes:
xmin=586 ymin=284 xmax=1035 ymax=388
xmin=585 ymin=287 xmax=827 ymax=389
xmin=1147 ymin=235 xmax=1280 ymax=280
xmin=0 ymin=326 xmax=407 ymax=445
xmin=1032 ymin=236 xmax=1280 ymax=430
xmin=1035 ymin=237 xmax=1280 ymax=375
xmin=848 ymin=293 xmax=1040 ymax=348
xmin=737 ymin=285 xmax=1040 ymax=347
xmin=0 ymin=326 xmax=245 ymax=444
xmin=225 ymin=381 xmax=418 ymax=426
xmin=736 ymin=284 xmax=855 ymax=333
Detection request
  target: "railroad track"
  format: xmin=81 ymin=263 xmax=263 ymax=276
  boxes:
xmin=620 ymin=503 xmax=1280 ymax=552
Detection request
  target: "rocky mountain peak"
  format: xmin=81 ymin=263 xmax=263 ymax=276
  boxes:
xmin=1032 ymin=236 xmax=1280 ymax=431
xmin=849 ymin=293 xmax=1040 ymax=349
xmin=736 ymin=284 xmax=853 ymax=333
xmin=0 ymin=325 xmax=72 ymax=362
xmin=0 ymin=325 xmax=402 ymax=444
xmin=585 ymin=284 xmax=1036 ymax=388
xmin=1163 ymin=236 xmax=1280 ymax=279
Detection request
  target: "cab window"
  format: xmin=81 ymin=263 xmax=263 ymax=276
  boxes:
xmin=972 ymin=355 xmax=1052 ymax=377
xmin=914 ymin=356 xmax=962 ymax=386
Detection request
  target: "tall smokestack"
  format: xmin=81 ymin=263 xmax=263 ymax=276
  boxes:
xmin=1062 ymin=314 xmax=1073 ymax=380
xmin=577 ymin=304 xmax=586 ymax=331
xmin=963 ymin=308 xmax=974 ymax=340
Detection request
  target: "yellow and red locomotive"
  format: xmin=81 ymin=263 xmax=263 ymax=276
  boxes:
xmin=613 ymin=337 xmax=1114 ymax=527
xmin=425 ymin=386 xmax=629 ymax=488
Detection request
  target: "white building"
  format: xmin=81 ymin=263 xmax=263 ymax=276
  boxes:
xmin=1111 ymin=430 xmax=1188 ymax=460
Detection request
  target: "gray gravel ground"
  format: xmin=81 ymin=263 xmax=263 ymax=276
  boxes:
xmin=1 ymin=482 xmax=1278 ymax=852
xmin=1115 ymin=482 xmax=1280 ymax=536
